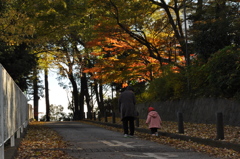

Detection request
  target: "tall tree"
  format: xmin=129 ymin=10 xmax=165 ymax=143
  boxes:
xmin=44 ymin=68 xmax=50 ymax=121
xmin=189 ymin=0 xmax=240 ymax=62
xmin=37 ymin=50 xmax=56 ymax=121
xmin=54 ymin=49 xmax=80 ymax=120
xmin=84 ymin=0 xmax=184 ymax=86
xmin=33 ymin=68 xmax=39 ymax=121
xmin=148 ymin=0 xmax=190 ymax=65
xmin=0 ymin=42 xmax=38 ymax=90
xmin=96 ymin=0 xmax=179 ymax=67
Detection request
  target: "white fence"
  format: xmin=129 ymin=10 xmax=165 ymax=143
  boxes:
xmin=0 ymin=64 xmax=33 ymax=159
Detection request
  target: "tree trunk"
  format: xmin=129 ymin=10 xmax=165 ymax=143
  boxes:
xmin=33 ymin=68 xmax=39 ymax=121
xmin=94 ymin=82 xmax=105 ymax=116
xmin=149 ymin=0 xmax=187 ymax=63
xmin=44 ymin=68 xmax=50 ymax=121
xmin=196 ymin=0 xmax=203 ymax=18
xmin=99 ymin=83 xmax=104 ymax=113
xmin=82 ymin=73 xmax=92 ymax=115
xmin=79 ymin=76 xmax=85 ymax=120
xmin=94 ymin=82 xmax=100 ymax=111
xmin=69 ymin=73 xmax=80 ymax=120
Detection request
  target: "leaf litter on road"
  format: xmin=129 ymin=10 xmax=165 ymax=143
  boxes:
xmin=82 ymin=118 xmax=240 ymax=159
xmin=15 ymin=119 xmax=240 ymax=159
xmin=15 ymin=121 xmax=74 ymax=159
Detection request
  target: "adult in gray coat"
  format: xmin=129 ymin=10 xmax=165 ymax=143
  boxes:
xmin=118 ymin=86 xmax=136 ymax=137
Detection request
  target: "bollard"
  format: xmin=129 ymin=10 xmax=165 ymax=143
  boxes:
xmin=135 ymin=111 xmax=139 ymax=127
xmin=112 ymin=112 xmax=116 ymax=123
xmin=93 ymin=112 xmax=96 ymax=121
xmin=216 ymin=112 xmax=224 ymax=140
xmin=104 ymin=112 xmax=108 ymax=122
xmin=87 ymin=112 xmax=90 ymax=119
xmin=178 ymin=112 xmax=184 ymax=134
xmin=90 ymin=112 xmax=92 ymax=120
xmin=98 ymin=112 xmax=101 ymax=121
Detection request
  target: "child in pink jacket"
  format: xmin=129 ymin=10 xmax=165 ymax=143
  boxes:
xmin=146 ymin=107 xmax=162 ymax=136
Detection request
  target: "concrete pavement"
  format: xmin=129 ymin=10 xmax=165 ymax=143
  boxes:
xmin=45 ymin=121 xmax=220 ymax=159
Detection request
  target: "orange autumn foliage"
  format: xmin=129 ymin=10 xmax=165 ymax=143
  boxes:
xmin=84 ymin=24 xmax=186 ymax=84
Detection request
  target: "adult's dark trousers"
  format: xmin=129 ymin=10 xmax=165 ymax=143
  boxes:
xmin=122 ymin=116 xmax=135 ymax=135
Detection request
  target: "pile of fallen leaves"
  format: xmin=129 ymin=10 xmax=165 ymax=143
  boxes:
xmin=143 ymin=120 xmax=240 ymax=145
xmin=105 ymin=117 xmax=240 ymax=144
xmin=84 ymin=117 xmax=240 ymax=159
xmin=15 ymin=122 xmax=74 ymax=159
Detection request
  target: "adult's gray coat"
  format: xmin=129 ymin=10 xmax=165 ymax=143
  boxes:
xmin=118 ymin=88 xmax=136 ymax=120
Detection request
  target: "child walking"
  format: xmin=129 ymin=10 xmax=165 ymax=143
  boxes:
xmin=146 ymin=107 xmax=162 ymax=136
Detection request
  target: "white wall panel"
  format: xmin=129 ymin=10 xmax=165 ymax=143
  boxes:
xmin=0 ymin=64 xmax=33 ymax=158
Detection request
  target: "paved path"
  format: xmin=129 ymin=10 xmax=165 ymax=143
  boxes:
xmin=45 ymin=121 xmax=219 ymax=159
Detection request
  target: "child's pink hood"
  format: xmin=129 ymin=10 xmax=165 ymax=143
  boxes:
xmin=146 ymin=110 xmax=162 ymax=129
xmin=148 ymin=111 xmax=158 ymax=118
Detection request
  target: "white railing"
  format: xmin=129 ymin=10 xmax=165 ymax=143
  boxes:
xmin=0 ymin=64 xmax=33 ymax=159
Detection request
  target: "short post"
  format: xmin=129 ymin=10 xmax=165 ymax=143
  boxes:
xmin=178 ymin=112 xmax=184 ymax=134
xmin=93 ymin=112 xmax=96 ymax=121
xmin=216 ymin=112 xmax=224 ymax=140
xmin=98 ymin=112 xmax=101 ymax=121
xmin=83 ymin=112 xmax=86 ymax=119
xmin=90 ymin=112 xmax=92 ymax=120
xmin=104 ymin=111 xmax=108 ymax=122
xmin=21 ymin=126 xmax=24 ymax=133
xmin=135 ymin=111 xmax=139 ymax=127
xmin=11 ymin=135 xmax=15 ymax=147
xmin=112 ymin=112 xmax=116 ymax=123
xmin=17 ymin=129 xmax=21 ymax=138
xmin=0 ymin=145 xmax=4 ymax=159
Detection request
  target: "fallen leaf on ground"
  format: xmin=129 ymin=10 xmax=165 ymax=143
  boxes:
xmin=84 ymin=118 xmax=240 ymax=159
xmin=15 ymin=122 xmax=74 ymax=159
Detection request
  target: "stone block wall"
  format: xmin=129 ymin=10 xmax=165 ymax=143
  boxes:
xmin=136 ymin=98 xmax=240 ymax=126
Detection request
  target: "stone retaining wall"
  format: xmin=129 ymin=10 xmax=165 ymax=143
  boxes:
xmin=136 ymin=98 xmax=240 ymax=126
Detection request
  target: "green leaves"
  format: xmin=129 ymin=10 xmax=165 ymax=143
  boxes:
xmin=203 ymin=46 xmax=240 ymax=98
xmin=189 ymin=0 xmax=239 ymax=61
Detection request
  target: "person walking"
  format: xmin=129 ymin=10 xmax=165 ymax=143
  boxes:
xmin=118 ymin=86 xmax=136 ymax=138
xmin=146 ymin=107 xmax=162 ymax=136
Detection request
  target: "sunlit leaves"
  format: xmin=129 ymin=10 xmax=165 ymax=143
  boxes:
xmin=82 ymin=0 xmax=183 ymax=86
xmin=84 ymin=34 xmax=162 ymax=84
xmin=0 ymin=1 xmax=35 ymax=44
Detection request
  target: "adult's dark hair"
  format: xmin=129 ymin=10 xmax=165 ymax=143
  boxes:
xmin=126 ymin=86 xmax=134 ymax=91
